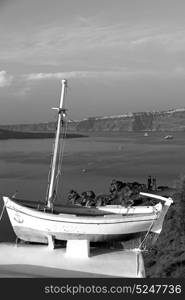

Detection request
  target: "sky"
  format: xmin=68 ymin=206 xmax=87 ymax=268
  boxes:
xmin=1 ymin=0 xmax=185 ymax=124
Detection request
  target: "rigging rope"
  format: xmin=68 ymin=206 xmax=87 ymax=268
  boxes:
xmin=54 ymin=115 xmax=68 ymax=201
xmin=53 ymin=85 xmax=68 ymax=201
xmin=45 ymin=112 xmax=67 ymax=204
xmin=45 ymin=84 xmax=68 ymax=205
xmin=138 ymin=209 xmax=158 ymax=251
xmin=0 ymin=203 xmax=6 ymax=223
xmin=45 ymin=129 xmax=57 ymax=204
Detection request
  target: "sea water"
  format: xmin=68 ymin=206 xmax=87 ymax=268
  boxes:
xmin=0 ymin=132 xmax=185 ymax=241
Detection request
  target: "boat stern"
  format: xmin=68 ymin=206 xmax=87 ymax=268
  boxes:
xmin=140 ymin=192 xmax=173 ymax=235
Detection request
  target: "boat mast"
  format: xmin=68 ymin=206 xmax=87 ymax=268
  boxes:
xmin=46 ymin=79 xmax=67 ymax=209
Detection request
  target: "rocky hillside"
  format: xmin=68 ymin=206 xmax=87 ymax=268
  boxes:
xmin=144 ymin=175 xmax=185 ymax=277
xmin=1 ymin=108 xmax=185 ymax=132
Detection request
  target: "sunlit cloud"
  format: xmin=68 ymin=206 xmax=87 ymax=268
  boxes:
xmin=25 ymin=71 xmax=94 ymax=80
xmin=0 ymin=70 xmax=13 ymax=87
xmin=24 ymin=64 xmax=185 ymax=82
xmin=24 ymin=69 xmax=160 ymax=81
xmin=1 ymin=19 xmax=185 ymax=73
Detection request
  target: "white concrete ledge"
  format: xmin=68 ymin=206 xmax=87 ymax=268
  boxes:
xmin=0 ymin=243 xmax=145 ymax=278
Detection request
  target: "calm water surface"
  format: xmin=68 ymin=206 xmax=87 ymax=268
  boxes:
xmin=0 ymin=132 xmax=185 ymax=241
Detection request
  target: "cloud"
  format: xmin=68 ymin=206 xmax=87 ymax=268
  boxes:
xmin=0 ymin=70 xmax=31 ymax=97
xmin=24 ymin=64 xmax=185 ymax=84
xmin=25 ymin=69 xmax=160 ymax=81
xmin=1 ymin=19 xmax=185 ymax=81
xmin=25 ymin=72 xmax=84 ymax=80
xmin=1 ymin=20 xmax=183 ymax=69
xmin=25 ymin=71 xmax=111 ymax=80
xmin=0 ymin=70 xmax=13 ymax=87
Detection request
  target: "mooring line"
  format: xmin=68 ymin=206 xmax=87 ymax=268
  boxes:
xmin=0 ymin=203 xmax=6 ymax=223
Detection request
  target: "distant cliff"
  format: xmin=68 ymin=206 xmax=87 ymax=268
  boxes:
xmin=1 ymin=108 xmax=185 ymax=132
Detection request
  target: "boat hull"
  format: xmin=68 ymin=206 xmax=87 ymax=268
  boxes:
xmin=3 ymin=197 xmax=164 ymax=244
xmin=12 ymin=226 xmax=144 ymax=243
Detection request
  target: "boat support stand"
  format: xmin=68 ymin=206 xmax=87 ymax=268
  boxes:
xmin=65 ymin=240 xmax=90 ymax=259
xmin=47 ymin=236 xmax=90 ymax=259
xmin=47 ymin=235 xmax=55 ymax=250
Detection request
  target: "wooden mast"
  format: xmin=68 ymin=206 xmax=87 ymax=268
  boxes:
xmin=46 ymin=79 xmax=67 ymax=209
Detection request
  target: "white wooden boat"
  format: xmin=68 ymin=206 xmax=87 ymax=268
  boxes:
xmin=3 ymin=80 xmax=173 ymax=249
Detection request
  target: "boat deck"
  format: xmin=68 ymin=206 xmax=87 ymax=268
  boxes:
xmin=11 ymin=198 xmax=114 ymax=216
